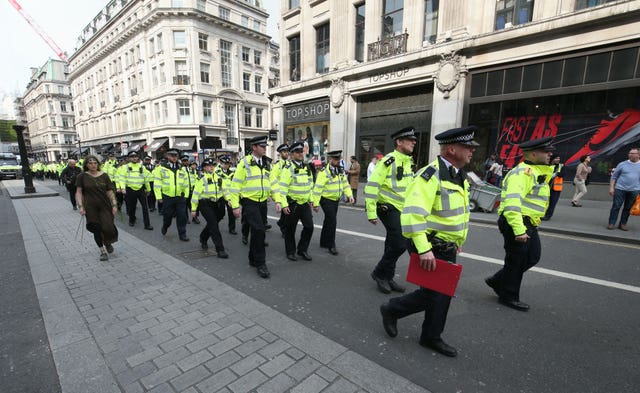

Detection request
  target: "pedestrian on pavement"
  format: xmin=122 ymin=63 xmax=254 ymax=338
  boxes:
xmin=60 ymin=158 xmax=82 ymax=210
xmin=75 ymin=155 xmax=118 ymax=261
xmin=542 ymin=154 xmax=566 ymax=221
xmin=571 ymin=155 xmax=592 ymax=207
xmin=117 ymin=151 xmax=153 ymax=230
xmin=367 ymin=155 xmax=379 ymax=181
xmin=486 ymin=137 xmax=554 ymax=311
xmin=365 ymin=126 xmax=417 ymax=294
xmin=380 ymin=126 xmax=479 ymax=358
xmin=217 ymin=155 xmax=237 ymax=235
xmin=607 ymin=148 xmax=640 ymax=231
xmin=483 ymin=153 xmax=497 ymax=182
xmin=270 ymin=144 xmax=290 ymax=238
xmin=488 ymin=159 xmax=504 ymax=187
xmin=154 ymin=149 xmax=190 ymax=241
xmin=347 ymin=156 xmax=361 ymax=204
xmin=276 ymin=141 xmax=315 ymax=262
xmin=191 ymin=158 xmax=229 ymax=258
xmin=311 ymin=150 xmax=354 ymax=255
xmin=229 ymin=135 xmax=273 ymax=278
xmin=143 ymin=155 xmax=157 ymax=212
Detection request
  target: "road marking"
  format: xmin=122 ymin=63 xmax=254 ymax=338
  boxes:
xmin=267 ymin=215 xmax=640 ymax=294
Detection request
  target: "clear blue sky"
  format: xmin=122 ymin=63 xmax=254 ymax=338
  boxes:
xmin=0 ymin=0 xmax=280 ymax=97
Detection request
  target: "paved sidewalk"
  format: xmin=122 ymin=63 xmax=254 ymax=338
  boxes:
xmin=11 ymin=191 xmax=429 ymax=393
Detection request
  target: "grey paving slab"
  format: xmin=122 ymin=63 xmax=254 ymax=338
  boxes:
xmin=52 ymin=338 xmax=120 ymax=393
xmin=290 ymin=374 xmax=329 ymax=393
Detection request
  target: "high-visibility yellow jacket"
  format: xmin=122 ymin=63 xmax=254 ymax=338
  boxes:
xmin=102 ymin=159 xmax=117 ymax=179
xmin=228 ymin=155 xmax=271 ymax=208
xmin=117 ymin=162 xmax=151 ymax=191
xmin=498 ymin=161 xmax=553 ymax=235
xmin=311 ymin=165 xmax=352 ymax=205
xmin=216 ymin=167 xmax=235 ymax=201
xmin=269 ymin=159 xmax=289 ymax=198
xmin=277 ymin=160 xmax=313 ymax=208
xmin=401 ymin=158 xmax=470 ymax=254
xmin=190 ymin=171 xmax=224 ymax=211
xmin=181 ymin=167 xmax=199 ymax=191
xmin=364 ymin=150 xmax=414 ymax=220
xmin=154 ymin=163 xmax=190 ymax=199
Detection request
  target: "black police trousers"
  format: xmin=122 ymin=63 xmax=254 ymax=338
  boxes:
xmin=125 ymin=187 xmax=150 ymax=226
xmin=283 ymin=200 xmax=313 ymax=255
xmin=220 ymin=198 xmax=235 ymax=232
xmin=199 ymin=199 xmax=225 ymax=251
xmin=387 ymin=245 xmax=458 ymax=342
xmin=319 ymin=197 xmax=339 ymax=249
xmin=373 ymin=205 xmax=408 ymax=280
xmin=147 ymin=181 xmax=156 ymax=210
xmin=241 ymin=199 xmax=267 ymax=267
xmin=489 ymin=215 xmax=542 ymax=301
xmin=161 ymin=195 xmax=187 ymax=237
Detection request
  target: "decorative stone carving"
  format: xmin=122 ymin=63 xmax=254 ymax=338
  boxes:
xmin=434 ymin=51 xmax=466 ymax=99
xmin=328 ymin=78 xmax=346 ymax=113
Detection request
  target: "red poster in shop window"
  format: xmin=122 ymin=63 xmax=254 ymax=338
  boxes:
xmin=406 ymin=253 xmax=463 ymax=297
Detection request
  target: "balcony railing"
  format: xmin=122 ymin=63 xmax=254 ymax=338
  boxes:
xmin=226 ymin=133 xmax=238 ymax=145
xmin=367 ymin=31 xmax=409 ymax=61
xmin=173 ymin=75 xmax=190 ymax=85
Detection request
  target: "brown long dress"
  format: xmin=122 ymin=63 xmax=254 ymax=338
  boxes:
xmin=76 ymin=172 xmax=118 ymax=245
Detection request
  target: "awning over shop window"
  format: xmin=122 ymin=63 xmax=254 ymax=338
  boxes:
xmin=70 ymin=147 xmax=90 ymax=156
xmin=97 ymin=143 xmax=114 ymax=154
xmin=127 ymin=140 xmax=146 ymax=152
xmin=146 ymin=138 xmax=169 ymax=152
xmin=173 ymin=137 xmax=196 ymax=151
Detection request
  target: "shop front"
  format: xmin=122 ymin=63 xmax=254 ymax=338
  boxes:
xmin=283 ymin=99 xmax=331 ymax=163
xmin=466 ymin=43 xmax=640 ymax=184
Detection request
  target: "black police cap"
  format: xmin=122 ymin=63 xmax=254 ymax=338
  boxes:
xmin=249 ymin=135 xmax=269 ymax=146
xmin=289 ymin=141 xmax=305 ymax=152
xmin=276 ymin=143 xmax=289 ymax=152
xmin=202 ymin=158 xmax=215 ymax=166
xmin=219 ymin=155 xmax=231 ymax=164
xmin=391 ymin=126 xmax=417 ymax=140
xmin=180 ymin=155 xmax=190 ymax=160
xmin=435 ymin=126 xmax=480 ymax=146
xmin=327 ymin=150 xmax=342 ymax=158
xmin=128 ymin=151 xmax=139 ymax=157
xmin=519 ymin=137 xmax=555 ymax=151
xmin=166 ymin=149 xmax=179 ymax=156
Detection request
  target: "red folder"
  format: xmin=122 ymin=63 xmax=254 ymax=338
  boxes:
xmin=406 ymin=253 xmax=463 ymax=297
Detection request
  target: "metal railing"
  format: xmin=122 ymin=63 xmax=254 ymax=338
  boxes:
xmin=367 ymin=31 xmax=409 ymax=61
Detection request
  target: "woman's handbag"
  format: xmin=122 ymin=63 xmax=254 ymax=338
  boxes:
xmin=630 ymin=194 xmax=640 ymax=216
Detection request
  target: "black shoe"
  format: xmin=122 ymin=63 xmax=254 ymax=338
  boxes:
xmin=229 ymin=229 xmax=237 ymax=235
xmin=297 ymin=251 xmax=312 ymax=261
xmin=256 ymin=265 xmax=270 ymax=278
xmin=371 ymin=272 xmax=391 ymax=294
xmin=192 ymin=217 xmax=200 ymax=224
xmin=105 ymin=244 xmax=114 ymax=254
xmin=328 ymin=247 xmax=338 ymax=255
xmin=144 ymin=225 xmax=154 ymax=230
xmin=379 ymin=304 xmax=398 ymax=338
xmin=485 ymin=277 xmax=501 ymax=297
xmin=200 ymin=241 xmax=208 ymax=250
xmin=217 ymin=250 xmax=229 ymax=259
xmin=388 ymin=279 xmax=406 ymax=293
xmin=149 ymin=208 xmax=155 ymax=212
xmin=264 ymin=241 xmax=269 ymax=247
xmin=129 ymin=222 xmax=135 ymax=227
xmin=242 ymin=236 xmax=248 ymax=245
xmin=99 ymin=252 xmax=108 ymax=261
xmin=179 ymin=236 xmax=190 ymax=242
xmin=286 ymin=254 xmax=297 ymax=261
xmin=419 ymin=338 xmax=458 ymax=357
xmin=73 ymin=206 xmax=78 ymax=210
xmin=161 ymin=226 xmax=168 ymax=235
xmin=265 ymin=224 xmax=272 ymax=230
xmin=540 ymin=216 xmax=550 ymax=221
xmin=498 ymin=298 xmax=530 ymax=311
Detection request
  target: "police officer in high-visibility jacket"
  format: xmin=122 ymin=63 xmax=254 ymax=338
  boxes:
xmin=118 ymin=151 xmax=154 ymax=230
xmin=379 ymin=126 xmax=478 ymax=358
xmin=541 ymin=154 xmax=565 ymax=221
xmin=229 ymin=136 xmax=272 ymax=278
xmin=270 ymin=144 xmax=290 ymax=237
xmin=181 ymin=155 xmax=201 ymax=224
xmin=276 ymin=141 xmax=314 ymax=262
xmin=365 ymin=126 xmax=416 ymax=294
xmin=143 ymin=155 xmax=157 ymax=212
xmin=216 ymin=155 xmax=237 ymax=235
xmin=311 ymin=150 xmax=354 ymax=255
xmin=191 ymin=158 xmax=228 ymax=258
xmin=485 ymin=137 xmax=554 ymax=312
xmin=154 ymin=149 xmax=190 ymax=241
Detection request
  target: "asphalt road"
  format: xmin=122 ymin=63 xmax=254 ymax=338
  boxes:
xmin=53 ymin=185 xmax=640 ymax=393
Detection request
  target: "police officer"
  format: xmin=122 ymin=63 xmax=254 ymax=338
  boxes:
xmin=229 ymin=136 xmax=272 ymax=278
xmin=118 ymin=151 xmax=154 ymax=230
xmin=311 ymin=150 xmax=354 ymax=255
xmin=276 ymin=141 xmax=314 ymax=261
xmin=143 ymin=155 xmax=157 ymax=212
xmin=541 ymin=154 xmax=565 ymax=221
xmin=379 ymin=126 xmax=479 ymax=358
xmin=181 ymin=155 xmax=200 ymax=224
xmin=485 ymin=137 xmax=554 ymax=311
xmin=191 ymin=158 xmax=228 ymax=258
xmin=154 ymin=149 xmax=190 ymax=241
xmin=217 ymin=155 xmax=237 ymax=234
xmin=270 ymin=144 xmax=290 ymax=238
xmin=365 ymin=126 xmax=417 ymax=294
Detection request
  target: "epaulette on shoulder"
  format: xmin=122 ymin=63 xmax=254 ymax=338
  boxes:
xmin=420 ymin=166 xmax=436 ymax=182
xmin=524 ymin=168 xmax=533 ymax=176
xmin=384 ymin=156 xmax=395 ymax=166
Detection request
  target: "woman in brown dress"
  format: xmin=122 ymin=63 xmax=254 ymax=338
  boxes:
xmin=75 ymin=155 xmax=119 ymax=261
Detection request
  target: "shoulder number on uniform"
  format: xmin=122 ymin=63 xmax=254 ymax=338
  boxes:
xmin=420 ymin=166 xmax=436 ymax=182
xmin=384 ymin=156 xmax=395 ymax=166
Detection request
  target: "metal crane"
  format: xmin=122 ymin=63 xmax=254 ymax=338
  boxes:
xmin=7 ymin=0 xmax=68 ymax=62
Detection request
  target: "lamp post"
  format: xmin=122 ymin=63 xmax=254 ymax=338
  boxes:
xmin=77 ymin=137 xmax=82 ymax=158
xmin=12 ymin=124 xmax=36 ymax=193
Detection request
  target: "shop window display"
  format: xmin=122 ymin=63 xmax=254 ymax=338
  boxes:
xmin=285 ymin=122 xmax=330 ymax=163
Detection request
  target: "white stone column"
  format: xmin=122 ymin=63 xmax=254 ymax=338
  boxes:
xmin=428 ymin=77 xmax=466 ymax=161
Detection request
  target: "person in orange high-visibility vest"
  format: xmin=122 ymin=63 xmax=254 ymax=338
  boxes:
xmin=542 ymin=154 xmax=565 ymax=221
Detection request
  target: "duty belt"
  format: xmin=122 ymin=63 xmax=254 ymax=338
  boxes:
xmin=427 ymin=232 xmax=458 ymax=254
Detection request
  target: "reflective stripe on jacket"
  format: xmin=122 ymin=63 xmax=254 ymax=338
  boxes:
xmin=364 ymin=150 xmax=414 ymax=220
xmin=311 ymin=165 xmax=351 ymax=205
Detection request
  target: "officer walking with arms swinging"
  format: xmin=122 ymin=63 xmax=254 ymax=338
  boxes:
xmin=379 ymin=127 xmax=479 ymax=357
xmin=154 ymin=149 xmax=190 ymax=241
xmin=365 ymin=126 xmax=417 ymax=294
xmin=191 ymin=158 xmax=228 ymax=258
xmin=118 ymin=151 xmax=153 ymax=230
